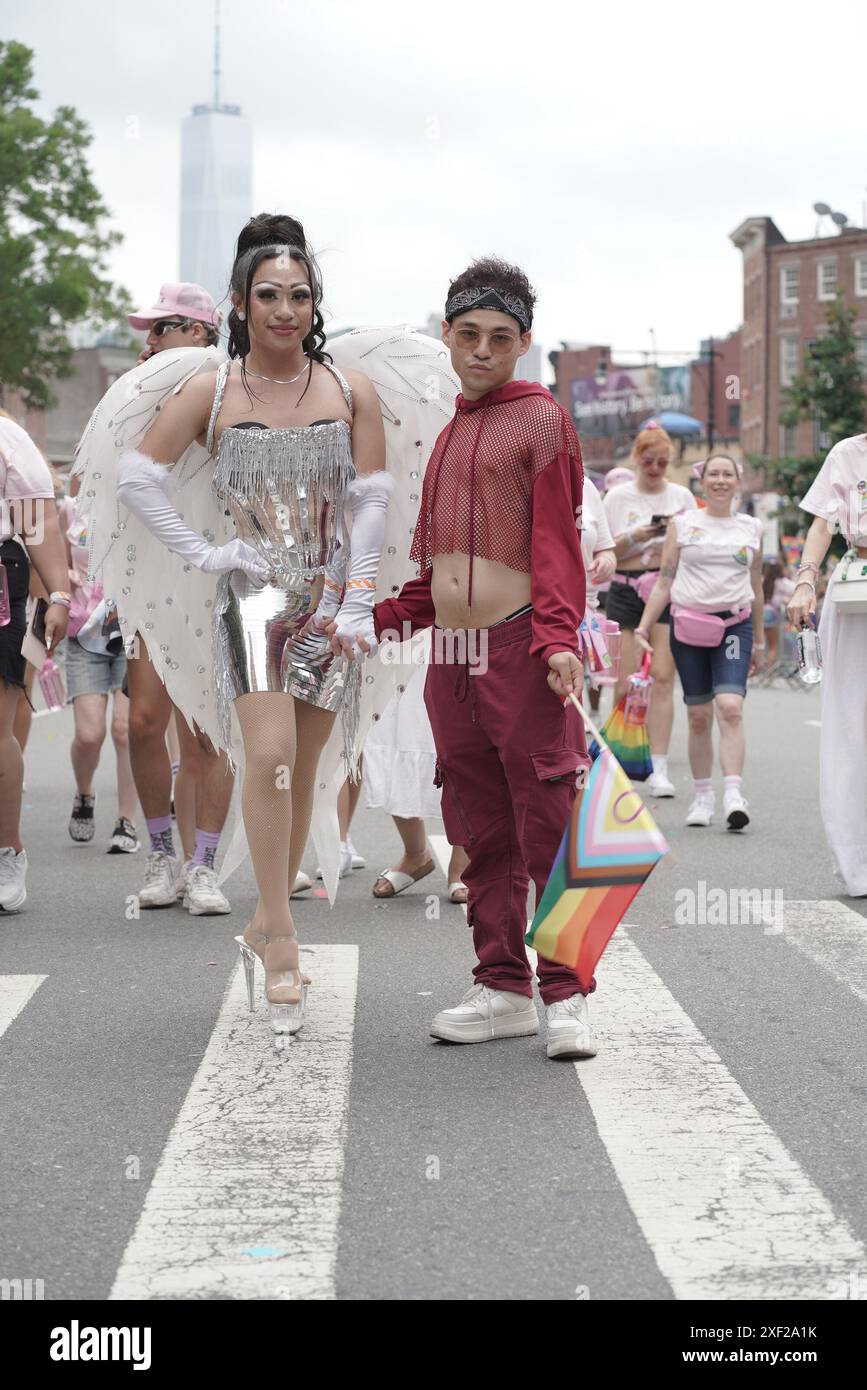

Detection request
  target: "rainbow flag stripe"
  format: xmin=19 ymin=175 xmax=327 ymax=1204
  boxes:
xmin=526 ymin=747 xmax=668 ymax=985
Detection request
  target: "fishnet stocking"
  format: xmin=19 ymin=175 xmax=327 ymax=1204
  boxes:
xmin=234 ymin=692 xmax=337 ymax=1004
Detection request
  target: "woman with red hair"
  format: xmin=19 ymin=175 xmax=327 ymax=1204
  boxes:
xmin=602 ymin=423 xmax=696 ymax=796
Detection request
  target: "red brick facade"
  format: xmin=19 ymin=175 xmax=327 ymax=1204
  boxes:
xmin=730 ymin=216 xmax=867 ymax=459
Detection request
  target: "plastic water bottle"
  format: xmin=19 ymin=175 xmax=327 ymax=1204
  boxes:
xmin=596 ymin=620 xmax=622 ymax=686
xmin=38 ymin=657 xmax=67 ymax=711
xmin=624 ymin=652 xmax=654 ymax=725
xmin=796 ymin=623 xmax=822 ymax=685
xmin=0 ymin=562 xmax=10 ymax=627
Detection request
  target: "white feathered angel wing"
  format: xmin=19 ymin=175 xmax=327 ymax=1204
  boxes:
xmin=216 ymin=326 xmax=459 ymax=904
xmin=72 ymin=346 xmax=232 ymax=750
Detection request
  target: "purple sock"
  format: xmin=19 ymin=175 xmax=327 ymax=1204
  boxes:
xmin=146 ymin=814 xmax=175 ymax=856
xmin=190 ymin=828 xmax=220 ymax=871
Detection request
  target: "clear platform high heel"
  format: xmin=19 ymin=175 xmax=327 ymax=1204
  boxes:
xmin=235 ymin=930 xmax=310 ymax=1053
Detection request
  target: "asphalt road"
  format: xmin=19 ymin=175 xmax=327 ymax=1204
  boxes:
xmin=2 ymin=676 xmax=866 ymax=1302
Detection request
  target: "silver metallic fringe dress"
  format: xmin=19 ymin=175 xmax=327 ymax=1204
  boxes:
xmin=207 ymin=359 xmax=361 ymax=756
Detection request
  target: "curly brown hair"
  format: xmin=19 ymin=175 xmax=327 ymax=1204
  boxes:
xmin=445 ymin=256 xmax=537 ymax=328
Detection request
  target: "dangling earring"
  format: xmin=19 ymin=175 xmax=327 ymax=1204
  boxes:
xmin=237 ymin=310 xmax=246 ymax=321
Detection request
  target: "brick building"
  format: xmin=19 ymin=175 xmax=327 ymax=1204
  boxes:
xmin=1 ymin=344 xmax=138 ymax=469
xmin=689 ymin=328 xmax=742 ymax=449
xmin=730 ymin=216 xmax=867 ymax=459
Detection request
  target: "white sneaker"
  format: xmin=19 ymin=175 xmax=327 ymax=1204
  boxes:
xmin=545 ymin=993 xmax=598 ymax=1059
xmin=723 ymin=788 xmax=750 ymax=831
xmin=184 ymin=864 xmax=231 ymax=915
xmin=647 ymin=770 xmax=676 ymax=797
xmin=291 ymin=870 xmax=313 ymax=896
xmin=316 ymin=844 xmax=353 ymax=880
xmin=138 ymin=852 xmax=185 ymax=908
xmin=345 ymin=837 xmax=365 ymax=869
xmin=686 ymin=795 xmax=715 ymax=827
xmin=0 ymin=847 xmax=27 ymax=912
xmin=430 ymin=983 xmax=539 ymax=1044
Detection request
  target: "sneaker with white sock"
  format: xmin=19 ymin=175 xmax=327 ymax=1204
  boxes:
xmin=686 ymin=793 xmax=715 ymax=827
xmin=646 ymin=770 xmax=675 ymax=797
xmin=345 ymin=838 xmax=365 ymax=869
xmin=0 ymin=847 xmax=27 ymax=912
xmin=183 ymin=864 xmax=231 ymax=915
xmin=430 ymin=983 xmax=539 ymax=1044
xmin=138 ymin=852 xmax=185 ymax=908
xmin=723 ymin=787 xmax=750 ymax=831
xmin=545 ymin=993 xmax=598 ymax=1059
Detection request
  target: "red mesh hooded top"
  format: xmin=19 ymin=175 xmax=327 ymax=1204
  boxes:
xmin=375 ymin=380 xmax=586 ymax=663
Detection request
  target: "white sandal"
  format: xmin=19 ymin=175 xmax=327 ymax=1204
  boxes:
xmin=372 ymin=860 xmax=435 ymax=897
xmin=448 ymin=881 xmax=468 ymax=904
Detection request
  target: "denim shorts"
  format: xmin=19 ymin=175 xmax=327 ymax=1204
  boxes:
xmin=669 ymin=615 xmax=753 ymax=704
xmin=65 ymin=636 xmax=127 ymax=699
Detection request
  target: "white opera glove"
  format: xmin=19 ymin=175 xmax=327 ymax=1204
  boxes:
xmin=308 ymin=548 xmax=348 ymax=633
xmin=116 ymin=449 xmax=269 ymax=585
xmin=331 ymin=471 xmax=394 ymax=660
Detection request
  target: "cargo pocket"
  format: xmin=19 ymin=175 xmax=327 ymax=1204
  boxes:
xmin=435 ymin=758 xmax=475 ymax=847
xmin=530 ymin=747 xmax=590 ymax=787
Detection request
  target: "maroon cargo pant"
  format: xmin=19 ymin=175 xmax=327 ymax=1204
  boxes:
xmin=424 ymin=611 xmax=593 ymax=1006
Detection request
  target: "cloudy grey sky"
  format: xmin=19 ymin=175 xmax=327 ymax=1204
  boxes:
xmin=4 ymin=0 xmax=867 ymax=366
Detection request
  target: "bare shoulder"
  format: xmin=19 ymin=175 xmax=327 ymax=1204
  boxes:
xmin=338 ymin=365 xmax=378 ymax=406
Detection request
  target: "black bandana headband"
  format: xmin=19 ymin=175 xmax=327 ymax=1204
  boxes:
xmin=444 ymin=286 xmax=531 ymax=333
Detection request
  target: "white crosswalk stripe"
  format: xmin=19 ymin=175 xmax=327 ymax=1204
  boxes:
xmin=109 ymin=945 xmax=358 ymax=1301
xmin=0 ymin=975 xmax=46 ymax=1039
xmin=429 ymin=838 xmax=867 ymax=1296
xmin=578 ymin=930 xmax=866 ymax=1299
xmin=782 ymin=900 xmax=867 ymax=1005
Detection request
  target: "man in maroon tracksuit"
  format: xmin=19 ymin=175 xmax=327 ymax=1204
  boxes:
xmin=374 ymin=258 xmax=597 ymax=1060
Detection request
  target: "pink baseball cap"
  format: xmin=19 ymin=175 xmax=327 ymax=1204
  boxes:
xmin=128 ymin=282 xmax=221 ymax=330
xmin=604 ymin=466 xmax=634 ymax=491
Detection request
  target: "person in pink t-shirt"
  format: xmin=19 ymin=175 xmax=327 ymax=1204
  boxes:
xmin=634 ymin=455 xmax=765 ymax=831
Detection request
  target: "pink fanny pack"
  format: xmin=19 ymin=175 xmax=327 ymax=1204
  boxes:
xmin=670 ymin=604 xmax=750 ymax=647
xmin=614 ymin=571 xmax=658 ymax=604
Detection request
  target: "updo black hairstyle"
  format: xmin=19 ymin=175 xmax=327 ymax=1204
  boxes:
xmin=226 ymin=212 xmax=331 ymax=401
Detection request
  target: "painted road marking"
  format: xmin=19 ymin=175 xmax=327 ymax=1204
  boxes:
xmin=109 ymin=945 xmax=358 ymax=1300
xmin=576 ymin=931 xmax=866 ymax=1299
xmin=783 ymin=900 xmax=867 ymax=1006
xmin=0 ymin=976 xmax=46 ymax=1038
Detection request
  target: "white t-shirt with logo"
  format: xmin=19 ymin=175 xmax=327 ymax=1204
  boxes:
xmin=579 ymin=478 xmax=614 ymax=609
xmin=799 ymin=434 xmax=867 ymax=545
xmin=669 ymin=509 xmax=763 ymax=613
xmin=603 ymin=480 xmax=696 ymax=563
xmin=0 ymin=418 xmax=55 ymax=543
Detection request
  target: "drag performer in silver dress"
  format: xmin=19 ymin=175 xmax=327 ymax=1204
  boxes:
xmin=207 ymin=358 xmax=359 ymax=749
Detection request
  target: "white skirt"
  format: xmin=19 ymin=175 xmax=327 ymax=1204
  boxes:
xmin=362 ymin=632 xmax=442 ymax=820
xmin=817 ymin=572 xmax=867 ymax=896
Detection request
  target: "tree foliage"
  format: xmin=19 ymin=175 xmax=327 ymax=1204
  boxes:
xmin=0 ymin=41 xmax=131 ymax=409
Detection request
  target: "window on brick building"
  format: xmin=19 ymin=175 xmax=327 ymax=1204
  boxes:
xmin=780 ymin=265 xmax=799 ymax=306
xmin=780 ymin=336 xmax=799 ymax=387
xmin=855 ymin=332 xmax=867 ymax=378
xmin=856 ymin=257 xmax=867 ymax=298
xmin=779 ymin=424 xmax=796 ymax=457
xmin=817 ymin=260 xmax=837 ymax=301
